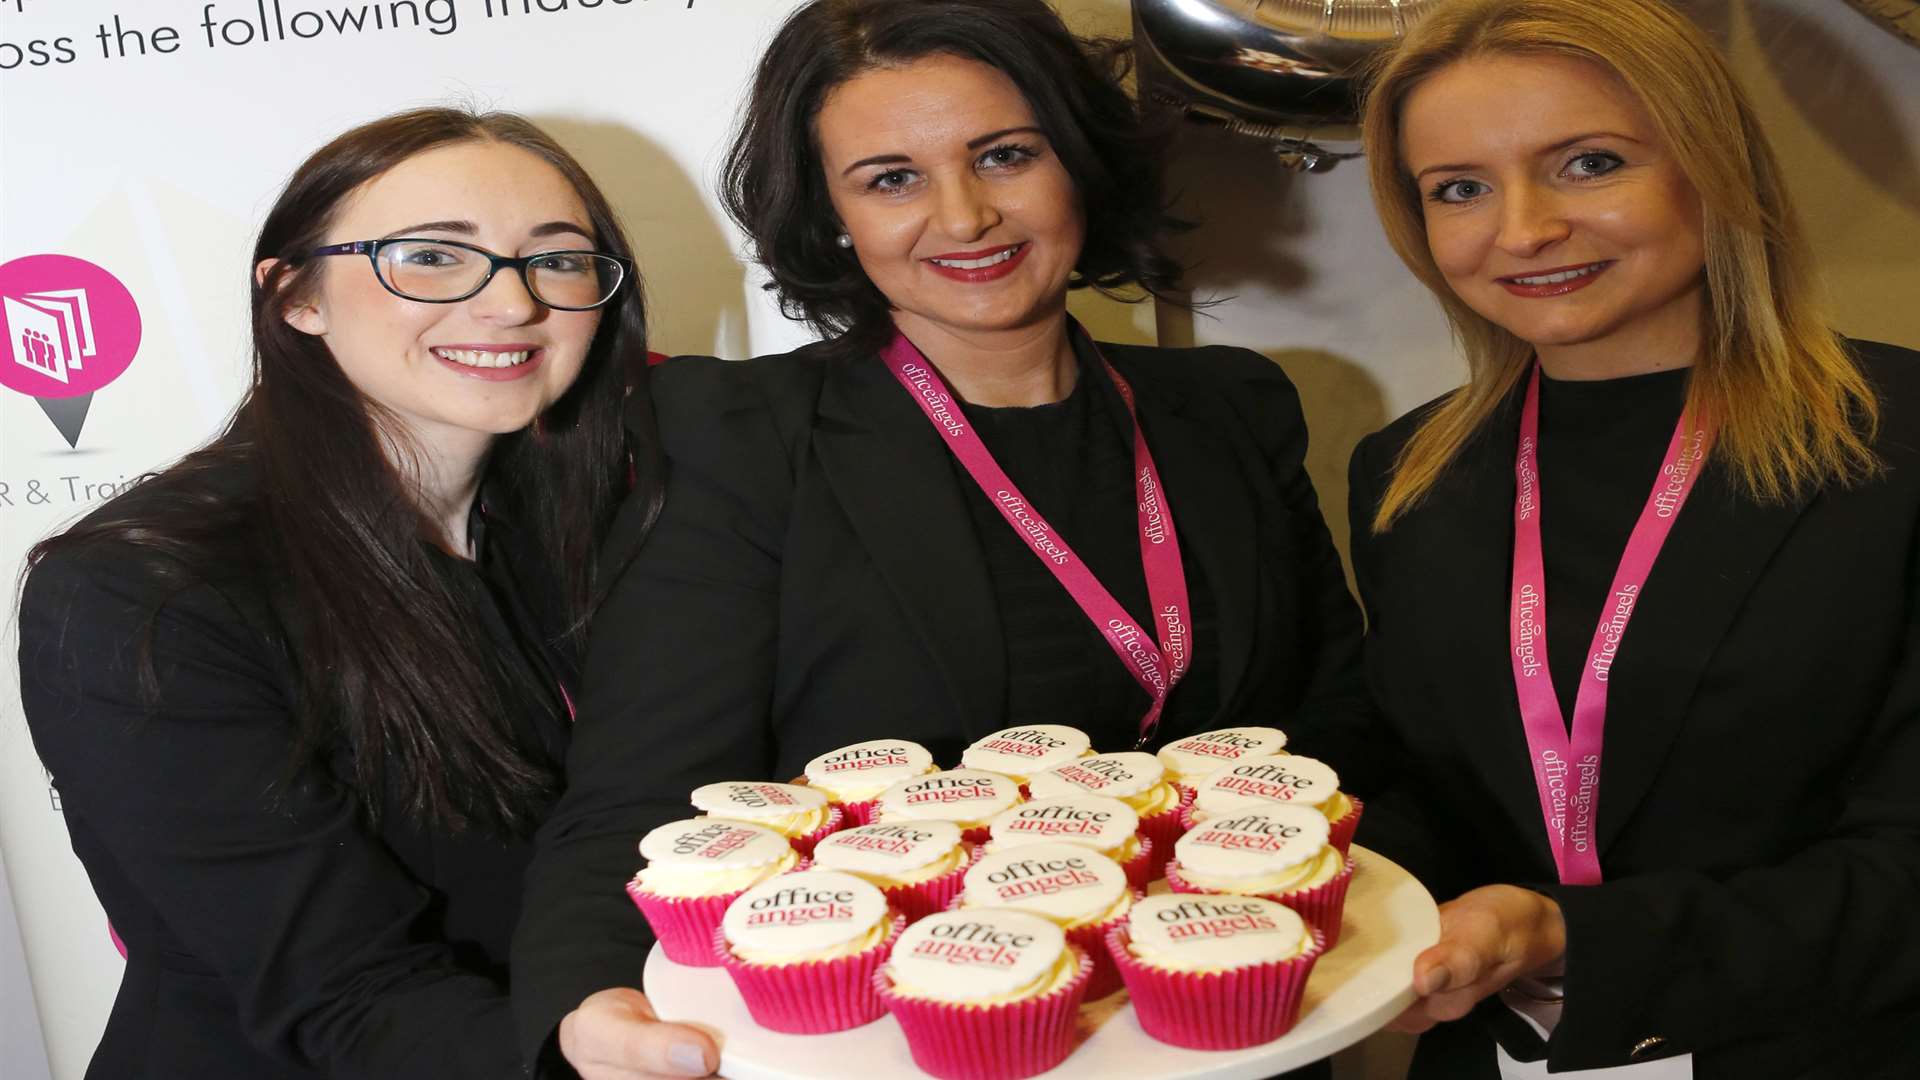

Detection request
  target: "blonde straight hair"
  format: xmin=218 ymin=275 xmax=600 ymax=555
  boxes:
xmin=1360 ymin=0 xmax=1879 ymax=532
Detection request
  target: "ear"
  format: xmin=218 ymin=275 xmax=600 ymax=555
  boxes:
xmin=256 ymin=257 xmax=327 ymax=336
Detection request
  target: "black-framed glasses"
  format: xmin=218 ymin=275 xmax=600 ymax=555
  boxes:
xmin=306 ymin=238 xmax=632 ymax=311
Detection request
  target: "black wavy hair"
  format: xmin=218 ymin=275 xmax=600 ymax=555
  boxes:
xmin=720 ymin=0 xmax=1186 ymax=358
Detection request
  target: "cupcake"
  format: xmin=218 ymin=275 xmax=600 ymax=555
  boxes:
xmin=985 ymin=795 xmax=1152 ymax=891
xmin=876 ymin=909 xmax=1092 ymax=1080
xmin=1155 ymin=727 xmax=1289 ymax=789
xmin=690 ymin=780 xmax=843 ymax=857
xmin=803 ymin=739 xmax=936 ymax=825
xmin=960 ymin=724 xmax=1092 ymax=784
xmin=810 ymin=820 xmax=978 ymax=924
xmin=959 ymin=842 xmax=1135 ymax=1000
xmin=1184 ymin=755 xmax=1363 ymax=854
xmin=1029 ymin=750 xmax=1191 ymax=878
xmin=1165 ymin=805 xmax=1353 ymax=947
xmin=875 ymin=768 xmax=1022 ymax=844
xmin=1106 ymin=893 xmax=1325 ymax=1050
xmin=627 ymin=818 xmax=800 ymax=966
xmin=716 ymin=869 xmax=902 ymax=1033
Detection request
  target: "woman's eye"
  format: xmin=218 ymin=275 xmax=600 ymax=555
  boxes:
xmin=868 ymin=169 xmax=915 ymax=192
xmin=1428 ymin=178 xmax=1489 ymax=204
xmin=1566 ymin=151 xmax=1624 ymax=179
xmin=531 ymin=253 xmax=588 ymax=274
xmin=396 ymin=244 xmax=468 ymax=268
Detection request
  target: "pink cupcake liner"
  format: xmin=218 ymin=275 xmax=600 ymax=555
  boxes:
xmin=626 ymin=857 xmax=810 ymax=967
xmin=875 ymin=946 xmax=1093 ymax=1080
xmin=1138 ymin=786 xmax=1194 ymax=878
xmin=789 ymin=806 xmax=846 ymax=859
xmin=1065 ymin=892 xmax=1142 ymax=1001
xmin=1104 ymin=923 xmax=1327 ymax=1050
xmin=1162 ymin=856 xmax=1354 ymax=949
xmin=960 ymin=823 xmax=993 ymax=846
xmin=1118 ymin=837 xmax=1154 ymax=893
xmin=1327 ymin=797 xmax=1364 ymax=856
xmin=879 ymin=844 xmax=984 ymax=925
xmin=838 ymin=797 xmax=881 ymax=827
xmin=715 ymin=914 xmax=904 ymax=1033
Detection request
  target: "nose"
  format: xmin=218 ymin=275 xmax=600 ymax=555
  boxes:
xmin=934 ymin=172 xmax=1002 ymax=243
xmin=467 ymin=264 xmax=541 ymax=325
xmin=1495 ymin=182 xmax=1572 ymax=260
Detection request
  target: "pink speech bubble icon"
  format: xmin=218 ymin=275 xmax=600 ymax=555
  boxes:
xmin=0 ymin=254 xmax=143 ymax=399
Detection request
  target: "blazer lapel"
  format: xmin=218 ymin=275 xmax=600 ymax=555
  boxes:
xmin=811 ymin=355 xmax=1008 ymax=742
xmin=1100 ymin=349 xmax=1260 ymax=716
xmin=1594 ymin=468 xmax=1813 ymax=854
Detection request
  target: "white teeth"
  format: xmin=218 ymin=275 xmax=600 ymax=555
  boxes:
xmin=931 ymin=248 xmax=1019 ymax=270
xmin=434 ymin=348 xmax=532 ymax=369
xmin=1512 ymin=264 xmax=1604 ymax=286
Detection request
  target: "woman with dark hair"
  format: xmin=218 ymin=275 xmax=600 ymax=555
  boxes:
xmin=17 ymin=107 xmax=661 ymax=1078
xmin=512 ymin=0 xmax=1367 ymax=1074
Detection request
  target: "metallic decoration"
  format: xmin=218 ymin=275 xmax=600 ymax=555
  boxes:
xmin=1133 ymin=0 xmax=1445 ymax=170
xmin=1842 ymin=0 xmax=1920 ymax=47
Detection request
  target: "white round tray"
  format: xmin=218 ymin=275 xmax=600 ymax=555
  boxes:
xmin=644 ymin=843 xmax=1438 ymax=1079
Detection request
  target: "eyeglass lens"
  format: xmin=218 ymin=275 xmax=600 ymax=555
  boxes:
xmin=377 ymin=241 xmax=621 ymax=308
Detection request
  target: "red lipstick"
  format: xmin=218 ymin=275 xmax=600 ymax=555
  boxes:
xmin=1497 ymin=260 xmax=1613 ymax=298
xmin=923 ymin=242 xmax=1029 ymax=283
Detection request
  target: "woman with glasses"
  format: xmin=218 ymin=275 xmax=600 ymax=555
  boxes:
xmin=17 ymin=107 xmax=659 ymax=1079
xmin=512 ymin=1 xmax=1368 ymax=1075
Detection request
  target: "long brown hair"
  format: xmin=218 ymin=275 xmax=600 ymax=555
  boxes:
xmin=1360 ymin=0 xmax=1879 ymax=531
xmin=27 ymin=108 xmax=663 ymax=833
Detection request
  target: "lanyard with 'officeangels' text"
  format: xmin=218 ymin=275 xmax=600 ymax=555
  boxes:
xmin=1509 ymin=362 xmax=1709 ymax=885
xmin=881 ymin=326 xmax=1193 ymax=747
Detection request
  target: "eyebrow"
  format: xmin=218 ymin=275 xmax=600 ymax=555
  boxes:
xmin=379 ymin=220 xmax=594 ymax=241
xmin=839 ymin=126 xmax=1049 ymax=176
xmin=1410 ymin=131 xmax=1645 ymax=181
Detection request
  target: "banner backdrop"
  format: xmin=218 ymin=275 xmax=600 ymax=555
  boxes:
xmin=0 ymin=1 xmax=831 ymax=1074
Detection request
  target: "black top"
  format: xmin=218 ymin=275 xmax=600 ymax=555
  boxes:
xmin=1535 ymin=367 xmax=1689 ymax=714
xmin=513 ymin=340 xmax=1369 ymax=1068
xmin=1347 ymin=341 xmax=1920 ymax=1078
xmin=952 ymin=353 xmax=1220 ymax=742
xmin=17 ymin=463 xmax=575 ymax=1080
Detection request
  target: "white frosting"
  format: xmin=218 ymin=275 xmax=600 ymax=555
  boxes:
xmin=690 ymin=781 xmax=829 ymax=819
xmin=804 ymin=739 xmax=935 ymax=791
xmin=963 ymin=842 xmax=1128 ymax=923
xmin=989 ymin=796 xmax=1139 ymax=852
xmin=812 ymin=821 xmax=963 ymax=875
xmin=1192 ymin=755 xmax=1341 ymax=816
xmin=878 ymin=768 xmax=1020 ymax=825
xmin=1127 ymin=894 xmax=1309 ymax=971
xmin=638 ymin=818 xmax=793 ymax=871
xmin=886 ymin=909 xmax=1067 ymax=1002
xmin=1156 ymin=727 xmax=1289 ymax=777
xmin=960 ymin=725 xmax=1091 ymax=778
xmin=1028 ymin=751 xmax=1164 ymax=800
xmin=722 ymin=870 xmax=890 ymax=956
xmin=1174 ymin=805 xmax=1331 ymax=880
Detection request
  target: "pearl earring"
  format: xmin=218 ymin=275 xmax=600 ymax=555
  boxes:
xmin=836 ymin=233 xmax=853 ymax=249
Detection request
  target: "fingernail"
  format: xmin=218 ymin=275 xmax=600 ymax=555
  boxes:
xmin=1418 ymin=967 xmax=1451 ymax=995
xmin=669 ymin=1042 xmax=709 ymax=1076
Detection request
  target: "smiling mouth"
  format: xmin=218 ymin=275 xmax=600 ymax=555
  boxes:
xmin=928 ymin=244 xmax=1024 ymax=270
xmin=432 ymin=347 xmax=535 ymax=369
xmin=1500 ymin=262 xmax=1612 ymax=287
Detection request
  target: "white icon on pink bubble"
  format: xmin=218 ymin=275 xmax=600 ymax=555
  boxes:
xmin=6 ymin=289 xmax=97 ymax=384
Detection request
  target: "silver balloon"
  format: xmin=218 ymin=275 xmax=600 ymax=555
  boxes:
xmin=1133 ymin=0 xmax=1445 ymax=170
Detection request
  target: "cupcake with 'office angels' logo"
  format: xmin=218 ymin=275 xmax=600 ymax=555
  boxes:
xmin=960 ymin=724 xmax=1092 ymax=786
xmin=1155 ymin=726 xmax=1289 ymax=790
xmin=875 ymin=768 xmax=1022 ymax=844
xmin=959 ymin=842 xmax=1136 ymax=1000
xmin=811 ymin=820 xmax=978 ymax=923
xmin=691 ymin=780 xmax=843 ymax=858
xmin=802 ymin=738 xmax=936 ymax=826
xmin=876 ymin=909 xmax=1092 ymax=1080
xmin=716 ymin=869 xmax=902 ymax=1033
xmin=1184 ymin=755 xmax=1364 ymax=854
xmin=1165 ymin=804 xmax=1353 ymax=946
xmin=1030 ymin=750 xmax=1191 ymax=877
xmin=627 ymin=818 xmax=801 ymax=966
xmin=986 ymin=795 xmax=1152 ymax=891
xmin=1105 ymin=893 xmax=1325 ymax=1049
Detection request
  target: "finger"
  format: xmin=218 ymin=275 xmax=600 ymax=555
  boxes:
xmin=1385 ymin=1002 xmax=1439 ymax=1035
xmin=614 ymin=1018 xmax=719 ymax=1077
xmin=1422 ymin=985 xmax=1493 ymax=1023
xmin=1413 ymin=935 xmax=1491 ymax=997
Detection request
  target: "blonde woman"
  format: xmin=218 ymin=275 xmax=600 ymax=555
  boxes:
xmin=1347 ymin=0 xmax=1920 ymax=1075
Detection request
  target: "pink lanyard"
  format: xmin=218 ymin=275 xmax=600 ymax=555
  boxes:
xmin=881 ymin=328 xmax=1194 ymax=747
xmin=1509 ymin=363 xmax=1709 ymax=884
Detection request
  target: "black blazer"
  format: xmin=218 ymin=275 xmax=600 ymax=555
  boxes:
xmin=512 ymin=340 xmax=1368 ymax=1064
xmin=16 ymin=465 xmax=575 ymax=1079
xmin=1347 ymin=340 xmax=1920 ymax=1078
